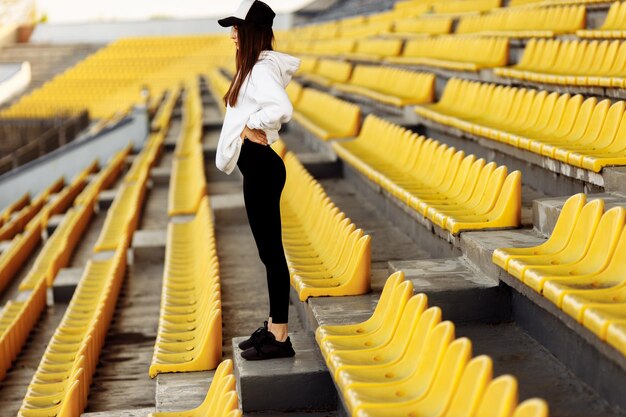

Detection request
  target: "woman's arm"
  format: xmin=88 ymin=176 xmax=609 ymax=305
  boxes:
xmin=246 ymin=63 xmax=293 ymax=131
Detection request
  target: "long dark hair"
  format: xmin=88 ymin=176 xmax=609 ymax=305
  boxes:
xmin=223 ymin=22 xmax=275 ymax=107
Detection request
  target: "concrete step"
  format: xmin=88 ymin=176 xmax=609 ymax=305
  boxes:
xmin=155 ymin=370 xmax=214 ymax=413
xmin=388 ymin=257 xmax=509 ymax=323
xmin=233 ymin=333 xmax=336 ymax=414
xmin=459 ymin=229 xmax=626 ymax=411
xmin=532 ymin=192 xmax=626 ymax=237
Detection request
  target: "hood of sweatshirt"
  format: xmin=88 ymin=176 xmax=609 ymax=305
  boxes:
xmin=257 ymin=50 xmax=301 ymax=87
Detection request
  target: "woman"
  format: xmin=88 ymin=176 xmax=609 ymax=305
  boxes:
xmin=216 ymin=0 xmax=301 ymax=361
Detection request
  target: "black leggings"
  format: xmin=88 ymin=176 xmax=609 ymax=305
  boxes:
xmin=236 ymin=139 xmax=290 ymax=324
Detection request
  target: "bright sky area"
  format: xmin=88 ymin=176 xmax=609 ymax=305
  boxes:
xmin=37 ymin=0 xmax=316 ymax=23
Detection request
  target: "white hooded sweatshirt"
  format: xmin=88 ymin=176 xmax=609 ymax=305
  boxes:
xmin=215 ymin=50 xmax=301 ymax=175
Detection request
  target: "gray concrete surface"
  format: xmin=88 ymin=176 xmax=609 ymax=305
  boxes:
xmin=52 ymin=266 xmax=83 ymax=303
xmin=389 ymin=257 xmax=509 ymax=323
xmin=233 ymin=334 xmax=336 ymax=413
xmin=132 ymin=229 xmax=167 ymax=263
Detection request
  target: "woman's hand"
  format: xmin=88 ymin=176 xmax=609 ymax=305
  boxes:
xmin=241 ymin=125 xmax=268 ymax=146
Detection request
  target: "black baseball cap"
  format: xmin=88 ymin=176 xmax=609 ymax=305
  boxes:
xmin=218 ymin=0 xmax=276 ymax=28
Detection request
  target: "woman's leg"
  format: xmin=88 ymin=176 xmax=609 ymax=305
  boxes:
xmin=240 ymin=145 xmax=290 ymax=339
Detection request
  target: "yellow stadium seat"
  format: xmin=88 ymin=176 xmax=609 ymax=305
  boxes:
xmin=474 ymin=375 xmax=518 ymax=417
xmin=493 ymin=194 xmax=586 ymax=270
xmin=299 ymin=59 xmax=353 ymax=87
xmin=607 ymin=323 xmax=626 ymax=356
xmin=512 ymin=399 xmax=550 ymax=417
xmin=333 ymin=66 xmax=435 ymax=107
xmin=292 ymin=88 xmax=361 ymax=140
xmin=582 ymin=304 xmax=626 ymax=339
xmin=148 ymin=360 xmax=240 ymax=417
xmin=543 ymin=225 xmax=626 ymax=308
xmin=506 ymin=199 xmax=604 ymax=281
xmin=286 ymin=81 xmax=304 ymax=107
xmin=522 ymin=206 xmax=625 ymax=292
xmin=315 ymin=272 xmax=404 ymax=345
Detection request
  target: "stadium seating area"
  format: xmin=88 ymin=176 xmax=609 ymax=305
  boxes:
xmin=317 ymin=272 xmax=549 ymax=417
xmin=2 ymin=0 xmax=626 ymax=416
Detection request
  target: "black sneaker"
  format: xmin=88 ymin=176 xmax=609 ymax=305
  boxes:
xmin=238 ymin=321 xmax=269 ymax=350
xmin=241 ymin=332 xmax=296 ymax=361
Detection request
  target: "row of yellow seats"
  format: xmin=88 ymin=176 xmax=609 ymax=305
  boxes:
xmin=206 ymin=68 xmax=231 ymax=116
xmin=332 ymin=115 xmax=521 ymax=234
xmin=151 ymin=88 xmax=181 ymax=132
xmin=0 ymin=278 xmax=47 ymax=382
xmin=149 ymin=195 xmax=222 ymax=377
xmin=18 ymin=236 xmax=129 ymax=417
xmin=280 ymin=152 xmax=371 ymax=301
xmin=578 ymin=1 xmax=626 ymax=38
xmin=415 ymin=78 xmax=626 ymax=172
xmin=149 ymin=360 xmax=241 ymax=417
xmin=169 ymin=147 xmax=207 ymax=216
xmin=92 ymin=111 xmax=172 ymax=252
xmin=432 ymin=0 xmax=501 ymax=14
xmin=495 ymin=38 xmax=626 ymax=88
xmin=169 ymin=86 xmax=207 ymax=216
xmin=43 ymin=162 xmax=98 ymax=219
xmin=93 ymin=169 xmax=148 ymax=252
xmin=0 ymin=177 xmax=62 ymax=241
xmin=74 ymin=145 xmax=131 ymax=207
xmin=174 ymin=84 xmax=204 ymax=158
xmin=19 ymin=148 xmax=131 ymax=291
xmin=298 ymin=59 xmax=353 ymax=87
xmin=333 ymin=65 xmax=435 ymax=107
xmin=0 ymin=193 xmax=29 ymax=229
xmin=19 ymin=201 xmax=93 ymax=292
xmin=385 ymin=16 xmax=453 ymax=37
xmin=1 ymin=36 xmax=220 ymax=119
xmin=341 ymin=39 xmax=403 ymax=62
xmin=0 ymin=162 xmax=94 ymax=293
xmin=493 ymin=194 xmax=626 ymax=356
xmin=456 ymin=5 xmax=585 ymax=36
xmin=292 ymin=88 xmax=361 ymax=141
xmin=386 ymin=36 xmax=509 ymax=72
xmin=340 ymin=21 xmax=394 ymax=40
xmin=316 ymin=272 xmax=548 ymax=417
